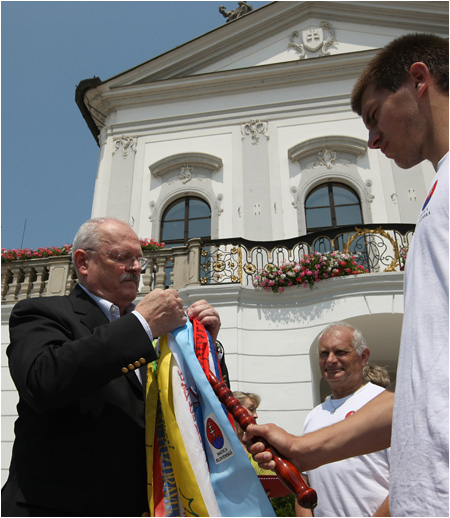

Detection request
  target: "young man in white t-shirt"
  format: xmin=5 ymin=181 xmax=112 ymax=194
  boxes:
xmin=246 ymin=33 xmax=448 ymax=517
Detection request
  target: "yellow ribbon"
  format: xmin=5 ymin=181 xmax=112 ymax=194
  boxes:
xmin=146 ymin=336 xmax=209 ymax=516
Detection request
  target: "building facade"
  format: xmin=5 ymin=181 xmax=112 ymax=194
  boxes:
xmin=2 ymin=1 xmax=448 ymax=484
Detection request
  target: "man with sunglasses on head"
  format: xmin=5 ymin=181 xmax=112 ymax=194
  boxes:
xmin=2 ymin=217 xmax=221 ymax=517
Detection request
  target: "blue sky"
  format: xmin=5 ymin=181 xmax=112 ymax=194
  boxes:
xmin=1 ymin=0 xmax=269 ymax=251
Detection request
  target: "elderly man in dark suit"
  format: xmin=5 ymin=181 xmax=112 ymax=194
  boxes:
xmin=1 ymin=217 xmax=221 ymax=517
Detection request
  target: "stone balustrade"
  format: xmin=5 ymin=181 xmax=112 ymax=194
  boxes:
xmin=1 ymin=239 xmax=204 ymax=303
xmin=2 ymin=225 xmax=414 ymax=303
xmin=2 ymin=256 xmax=76 ymax=302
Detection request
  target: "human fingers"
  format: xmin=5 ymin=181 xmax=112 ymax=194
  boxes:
xmin=243 ymin=422 xmax=265 ymax=442
xmin=245 ymin=422 xmax=299 ymax=469
xmin=244 ymin=424 xmax=277 ymax=470
xmin=164 ymin=289 xmax=185 ymax=309
xmin=136 ymin=289 xmax=186 ymax=335
xmin=246 ymin=442 xmax=276 ymax=471
xmin=136 ymin=289 xmax=179 ymax=313
xmin=186 ymin=299 xmax=215 ymax=318
xmin=156 ymin=289 xmax=186 ymax=332
xmin=186 ymin=300 xmax=221 ymax=342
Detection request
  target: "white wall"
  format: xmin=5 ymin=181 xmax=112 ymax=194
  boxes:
xmin=93 ymin=73 xmax=435 ymax=247
xmin=180 ymin=272 xmax=404 ymax=432
xmin=1 ymin=271 xmax=404 ymax=483
xmin=2 ymin=309 xmax=16 ymax=486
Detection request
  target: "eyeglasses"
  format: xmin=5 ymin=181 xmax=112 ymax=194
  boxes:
xmin=85 ymin=249 xmax=149 ymax=270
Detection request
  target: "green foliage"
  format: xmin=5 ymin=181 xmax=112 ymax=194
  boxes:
xmin=271 ymin=494 xmax=296 ymax=517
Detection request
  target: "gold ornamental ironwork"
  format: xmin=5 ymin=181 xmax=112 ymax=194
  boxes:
xmin=344 ymin=226 xmax=400 ymax=272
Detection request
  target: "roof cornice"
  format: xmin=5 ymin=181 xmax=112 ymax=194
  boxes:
xmin=85 ymin=50 xmax=376 ymax=115
xmin=106 ymin=1 xmax=448 ymax=86
xmin=75 ymin=1 xmax=448 ymax=143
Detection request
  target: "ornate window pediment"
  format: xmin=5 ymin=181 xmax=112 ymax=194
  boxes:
xmin=289 ymin=136 xmax=372 ymax=235
xmin=288 ymin=136 xmax=367 ymax=169
xmin=149 ymin=152 xmax=223 ymax=178
xmin=148 ymin=152 xmax=223 ymax=242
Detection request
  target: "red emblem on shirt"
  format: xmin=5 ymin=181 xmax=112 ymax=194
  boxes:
xmin=345 ymin=411 xmax=355 ymax=418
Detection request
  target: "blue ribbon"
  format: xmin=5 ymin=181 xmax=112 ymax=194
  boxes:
xmin=172 ymin=320 xmax=276 ymax=517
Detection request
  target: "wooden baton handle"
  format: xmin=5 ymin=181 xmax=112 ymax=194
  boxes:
xmin=208 ymin=371 xmax=317 ymax=509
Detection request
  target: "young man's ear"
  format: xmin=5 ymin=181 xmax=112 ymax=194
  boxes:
xmin=409 ymin=62 xmax=431 ymax=97
xmin=73 ymin=249 xmax=89 ymax=276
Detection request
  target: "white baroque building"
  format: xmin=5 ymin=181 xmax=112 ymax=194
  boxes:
xmin=2 ymin=1 xmax=448 ymax=484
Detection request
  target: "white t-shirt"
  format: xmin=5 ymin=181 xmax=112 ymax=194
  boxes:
xmin=390 ymin=153 xmax=449 ymax=517
xmin=303 ymin=383 xmax=389 ymax=517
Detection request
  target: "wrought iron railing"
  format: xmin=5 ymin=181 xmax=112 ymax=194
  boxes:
xmin=1 ymin=224 xmax=414 ymax=302
xmin=200 ymin=224 xmax=415 ymax=286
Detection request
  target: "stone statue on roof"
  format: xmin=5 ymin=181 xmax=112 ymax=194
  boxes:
xmin=219 ymin=2 xmax=253 ymax=23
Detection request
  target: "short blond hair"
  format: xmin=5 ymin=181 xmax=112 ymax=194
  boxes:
xmin=233 ymin=391 xmax=261 ymax=409
xmin=363 ymin=362 xmax=391 ymax=388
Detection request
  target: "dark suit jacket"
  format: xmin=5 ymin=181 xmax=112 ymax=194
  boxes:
xmin=2 ymin=285 xmax=157 ymax=517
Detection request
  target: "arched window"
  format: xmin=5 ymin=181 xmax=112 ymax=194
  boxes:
xmin=305 ymin=182 xmax=363 ymax=233
xmin=159 ymin=197 xmax=211 ymax=287
xmin=161 ymin=196 xmax=211 ymax=247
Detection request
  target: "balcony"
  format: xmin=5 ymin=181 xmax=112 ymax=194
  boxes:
xmin=1 ymin=224 xmax=414 ymax=303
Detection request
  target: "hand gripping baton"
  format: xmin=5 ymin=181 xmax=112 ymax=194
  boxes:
xmin=208 ymin=371 xmax=317 ymax=509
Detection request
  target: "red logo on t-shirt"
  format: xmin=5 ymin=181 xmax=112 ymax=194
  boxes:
xmin=345 ymin=411 xmax=355 ymax=418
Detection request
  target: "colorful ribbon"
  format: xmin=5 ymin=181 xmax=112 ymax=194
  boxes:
xmin=145 ymin=319 xmax=276 ymax=517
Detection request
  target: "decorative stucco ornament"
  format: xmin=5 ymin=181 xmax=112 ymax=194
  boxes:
xmin=241 ymin=119 xmax=269 ymax=145
xmin=317 ymin=148 xmax=337 ymax=169
xmin=179 ymin=165 xmax=193 ymax=184
xmin=289 ymin=21 xmax=337 ymax=59
xmin=112 ymin=135 xmax=137 ymax=157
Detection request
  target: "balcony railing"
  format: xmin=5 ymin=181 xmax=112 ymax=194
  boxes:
xmin=1 ymin=224 xmax=414 ymax=302
xmin=200 ymin=224 xmax=414 ymax=286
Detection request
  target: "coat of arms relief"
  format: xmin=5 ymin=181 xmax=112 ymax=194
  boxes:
xmin=289 ymin=21 xmax=337 ymax=59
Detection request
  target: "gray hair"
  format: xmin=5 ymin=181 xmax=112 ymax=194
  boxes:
xmin=71 ymin=217 xmax=130 ymax=275
xmin=318 ymin=321 xmax=368 ymax=356
xmin=72 ymin=218 xmax=128 ymax=259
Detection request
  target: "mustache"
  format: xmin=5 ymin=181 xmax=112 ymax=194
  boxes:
xmin=119 ymin=272 xmax=140 ymax=285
